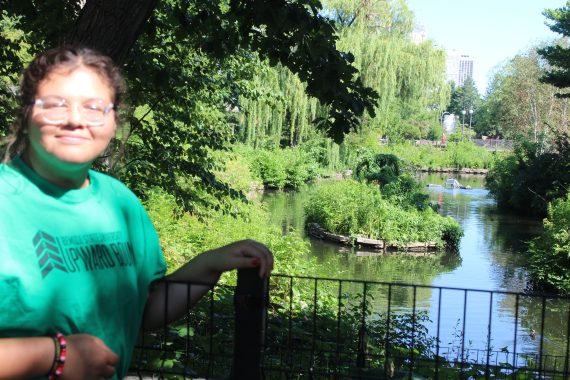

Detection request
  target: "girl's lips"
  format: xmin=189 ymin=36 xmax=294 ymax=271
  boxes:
xmin=56 ymin=135 xmax=89 ymax=143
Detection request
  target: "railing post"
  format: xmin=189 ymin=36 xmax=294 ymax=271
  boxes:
xmin=229 ymin=268 xmax=268 ymax=380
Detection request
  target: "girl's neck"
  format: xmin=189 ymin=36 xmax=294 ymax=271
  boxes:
xmin=23 ymin=150 xmax=91 ymax=189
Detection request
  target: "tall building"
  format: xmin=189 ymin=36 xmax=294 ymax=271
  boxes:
xmin=411 ymin=24 xmax=427 ymax=44
xmin=446 ymin=49 xmax=474 ymax=87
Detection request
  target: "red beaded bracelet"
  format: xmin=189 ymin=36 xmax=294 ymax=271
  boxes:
xmin=48 ymin=333 xmax=67 ymax=380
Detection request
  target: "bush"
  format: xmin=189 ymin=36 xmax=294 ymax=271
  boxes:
xmin=486 ymin=133 xmax=570 ymax=217
xmin=528 ymin=193 xmax=570 ymax=294
xmin=304 ymin=180 xmax=462 ymax=249
xmin=375 ymin=141 xmax=497 ymax=170
xmin=144 ymin=187 xmax=316 ymax=278
xmin=239 ymin=146 xmax=319 ymax=189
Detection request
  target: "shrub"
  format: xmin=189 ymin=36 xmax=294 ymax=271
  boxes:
xmin=528 ymin=193 xmax=570 ymax=294
xmin=304 ymin=180 xmax=462 ymax=249
xmin=486 ymin=133 xmax=570 ymax=217
xmin=240 ymin=147 xmax=319 ymax=189
xmin=144 ymin=187 xmax=315 ymax=279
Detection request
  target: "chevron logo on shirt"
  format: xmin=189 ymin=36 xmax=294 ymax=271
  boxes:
xmin=33 ymin=231 xmax=68 ymax=278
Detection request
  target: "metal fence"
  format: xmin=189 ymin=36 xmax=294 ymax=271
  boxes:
xmin=128 ymin=270 xmax=570 ymax=379
xmin=413 ymin=139 xmax=514 ymax=152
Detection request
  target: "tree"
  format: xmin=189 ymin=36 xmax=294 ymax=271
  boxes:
xmin=69 ymin=0 xmax=377 ymax=142
xmin=234 ymin=0 xmax=450 ymax=149
xmin=325 ymin=0 xmax=450 ymax=141
xmin=447 ymin=76 xmax=480 ymax=136
xmin=480 ymin=46 xmax=569 ymax=141
xmin=1 ymin=0 xmax=378 ymax=211
xmin=538 ymin=1 xmax=570 ymax=95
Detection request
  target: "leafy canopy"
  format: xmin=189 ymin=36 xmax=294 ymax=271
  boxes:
xmin=538 ymin=1 xmax=570 ymax=96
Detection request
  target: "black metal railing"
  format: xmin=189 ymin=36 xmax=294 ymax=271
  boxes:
xmin=129 ymin=271 xmax=570 ymax=379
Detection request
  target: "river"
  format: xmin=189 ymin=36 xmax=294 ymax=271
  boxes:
xmin=262 ymin=173 xmax=569 ymax=371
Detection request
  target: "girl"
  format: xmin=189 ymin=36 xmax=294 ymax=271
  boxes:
xmin=0 ymin=45 xmax=273 ymax=380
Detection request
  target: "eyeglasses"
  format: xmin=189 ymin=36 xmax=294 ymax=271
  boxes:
xmin=32 ymin=96 xmax=115 ymax=127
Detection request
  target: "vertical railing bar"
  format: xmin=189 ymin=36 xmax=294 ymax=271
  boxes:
xmin=287 ymin=276 xmax=294 ymax=371
xmin=460 ymin=289 xmax=468 ymax=379
xmin=512 ymin=293 xmax=520 ymax=378
xmin=356 ymin=282 xmax=368 ymax=370
xmin=538 ymin=296 xmax=547 ymax=379
xmin=184 ymin=283 xmax=191 ymax=374
xmin=435 ymin=287 xmax=443 ymax=380
xmin=485 ymin=291 xmax=494 ymax=379
xmin=310 ymin=278 xmax=318 ymax=373
xmin=161 ymin=280 xmax=170 ymax=375
xmin=207 ymin=285 xmax=215 ymax=377
xmin=385 ymin=284 xmax=393 ymax=374
xmin=135 ymin=278 xmax=149 ymax=377
xmin=410 ymin=285 xmax=417 ymax=380
xmin=229 ymin=268 xmax=266 ymax=380
xmin=564 ymin=307 xmax=570 ymax=380
xmin=262 ymin=278 xmax=271 ymax=375
xmin=335 ymin=280 xmax=343 ymax=375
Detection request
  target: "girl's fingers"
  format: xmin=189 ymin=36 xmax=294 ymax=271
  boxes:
xmin=233 ymin=240 xmax=273 ymax=278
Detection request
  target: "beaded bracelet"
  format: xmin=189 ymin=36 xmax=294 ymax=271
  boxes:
xmin=48 ymin=333 xmax=67 ymax=380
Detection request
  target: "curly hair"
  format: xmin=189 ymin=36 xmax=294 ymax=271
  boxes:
xmin=2 ymin=45 xmax=127 ymax=162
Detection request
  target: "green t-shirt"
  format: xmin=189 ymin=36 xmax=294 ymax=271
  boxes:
xmin=0 ymin=157 xmax=166 ymax=379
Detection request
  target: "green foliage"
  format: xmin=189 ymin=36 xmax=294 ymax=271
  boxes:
xmin=528 ymin=192 xmax=570 ymax=294
xmin=482 ymin=45 xmax=570 ymax=140
xmin=236 ymin=0 xmax=450 ymax=149
xmin=447 ymin=76 xmax=480 ymax=132
xmin=381 ymin=173 xmax=430 ymax=211
xmin=486 ymin=132 xmax=570 ymax=217
xmin=212 ymin=150 xmax=263 ymax=195
xmin=143 ymin=187 xmax=315 ymax=278
xmin=334 ymin=8 xmax=450 ymax=142
xmin=353 ymin=152 xmax=431 ymax=211
xmin=238 ymin=145 xmax=319 ymax=189
xmin=304 ymin=180 xmax=462 ymax=249
xmin=0 ymin=11 xmax=35 ymax=140
xmin=188 ymin=0 xmax=379 ymax=143
xmin=538 ymin=2 xmax=570 ymax=95
xmin=355 ymin=153 xmax=401 ymax=185
xmin=375 ymin=141 xmax=497 ymax=170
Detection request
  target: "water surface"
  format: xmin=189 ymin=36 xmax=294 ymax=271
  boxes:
xmin=262 ymin=174 xmax=568 ymax=366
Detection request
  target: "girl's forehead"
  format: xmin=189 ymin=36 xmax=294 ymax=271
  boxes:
xmin=37 ymin=66 xmax=113 ymax=99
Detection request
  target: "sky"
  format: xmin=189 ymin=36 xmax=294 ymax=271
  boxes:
xmin=406 ymin=0 xmax=565 ymax=94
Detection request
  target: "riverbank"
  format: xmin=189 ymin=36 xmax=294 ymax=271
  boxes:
xmin=306 ymin=222 xmax=439 ymax=254
xmin=418 ymin=167 xmax=488 ymax=174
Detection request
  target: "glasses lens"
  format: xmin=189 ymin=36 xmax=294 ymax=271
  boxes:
xmin=36 ymin=97 xmax=68 ymax=124
xmin=82 ymin=100 xmax=107 ymax=126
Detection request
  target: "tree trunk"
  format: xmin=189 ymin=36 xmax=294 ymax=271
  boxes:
xmin=65 ymin=0 xmax=158 ymax=63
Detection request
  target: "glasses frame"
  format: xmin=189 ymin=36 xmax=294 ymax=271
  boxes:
xmin=32 ymin=96 xmax=115 ymax=127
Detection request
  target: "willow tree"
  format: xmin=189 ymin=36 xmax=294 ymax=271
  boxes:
xmin=328 ymin=0 xmax=450 ymax=140
xmin=236 ymin=0 xmax=450 ymax=151
xmin=237 ymin=61 xmax=323 ymax=149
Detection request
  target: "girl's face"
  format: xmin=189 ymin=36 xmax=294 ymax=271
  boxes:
xmin=27 ymin=66 xmax=117 ymax=171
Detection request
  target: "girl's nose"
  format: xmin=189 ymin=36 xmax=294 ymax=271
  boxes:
xmin=66 ymin=103 xmax=87 ymax=127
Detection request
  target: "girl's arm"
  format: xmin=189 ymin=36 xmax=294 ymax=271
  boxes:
xmin=142 ymin=239 xmax=273 ymax=330
xmin=0 ymin=334 xmax=118 ymax=379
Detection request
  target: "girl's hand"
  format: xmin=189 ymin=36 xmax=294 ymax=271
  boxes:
xmin=204 ymin=239 xmax=274 ymax=278
xmin=61 ymin=334 xmax=118 ymax=380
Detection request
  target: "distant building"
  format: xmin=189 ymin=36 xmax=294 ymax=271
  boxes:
xmin=443 ymin=113 xmax=456 ymax=134
xmin=411 ymin=24 xmax=427 ymax=44
xmin=411 ymin=25 xmax=474 ymax=87
xmin=446 ymin=49 xmax=474 ymax=87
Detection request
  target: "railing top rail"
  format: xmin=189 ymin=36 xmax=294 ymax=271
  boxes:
xmin=271 ymin=273 xmax=570 ymax=300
